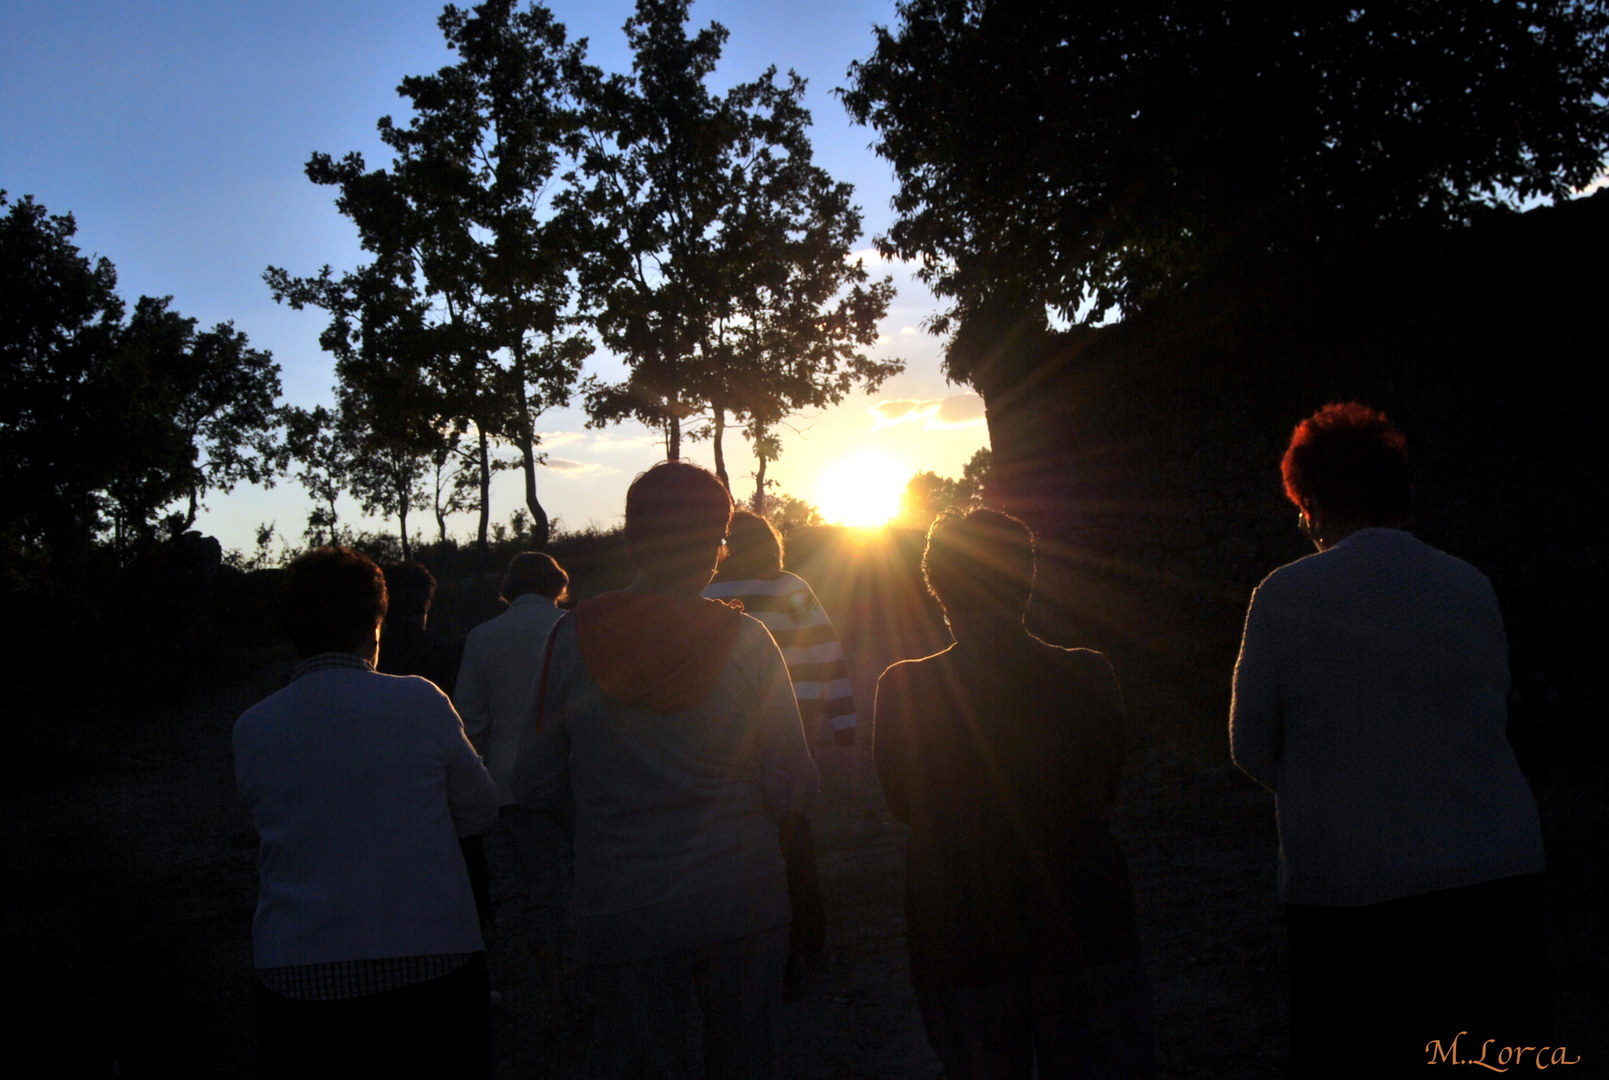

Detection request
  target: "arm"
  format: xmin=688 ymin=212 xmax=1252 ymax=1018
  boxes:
xmin=796 ymin=582 xmax=857 ymax=746
xmin=430 ymin=691 xmax=499 ymax=838
xmin=873 ymin=664 xmax=911 ymax=823
xmin=510 ymin=620 xmax=571 ymax=812
xmin=749 ymin=623 xmax=820 ymax=818
xmin=1089 ymin=651 xmax=1128 ymax=809
xmin=1229 ymin=589 xmax=1282 ymax=791
xmin=452 ymin=634 xmax=489 ymax=756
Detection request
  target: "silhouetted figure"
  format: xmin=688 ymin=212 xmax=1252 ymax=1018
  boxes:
xmin=1232 ymin=404 xmax=1548 ymax=1076
xmin=234 ymin=547 xmax=497 ymax=1076
xmin=378 ymin=560 xmax=490 ymax=929
xmin=513 ymin=462 xmax=818 ymax=1080
xmin=705 ymin=511 xmax=850 ymax=999
xmin=875 ymin=509 xmax=1152 ymax=1080
xmin=378 ymin=560 xmax=461 ymax=694
xmin=454 ymin=552 xmax=575 ymax=1020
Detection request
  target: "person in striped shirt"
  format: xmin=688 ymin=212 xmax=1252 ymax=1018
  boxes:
xmin=705 ymin=511 xmax=857 ymax=747
xmin=704 ymin=510 xmax=855 ymax=999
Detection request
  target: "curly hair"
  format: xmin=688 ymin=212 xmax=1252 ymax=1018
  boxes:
xmin=923 ymin=507 xmax=1036 ymax=617
xmin=1281 ymin=403 xmax=1410 ymax=523
xmin=282 ymin=547 xmax=388 ymax=658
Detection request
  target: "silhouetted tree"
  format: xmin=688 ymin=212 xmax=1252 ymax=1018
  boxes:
xmin=578 ymin=0 xmax=899 ymax=482
xmin=843 ymin=1 xmax=1609 ymax=376
xmin=1 ymin=192 xmax=282 ymax=581
xmin=269 ymin=0 xmax=594 ymax=548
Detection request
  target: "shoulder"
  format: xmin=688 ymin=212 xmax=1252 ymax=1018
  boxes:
xmin=878 ymin=647 xmax=954 ymax=692
xmin=734 ymin=612 xmax=785 ymax=655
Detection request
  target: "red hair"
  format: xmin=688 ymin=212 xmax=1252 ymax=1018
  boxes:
xmin=1281 ymin=403 xmax=1410 ymax=521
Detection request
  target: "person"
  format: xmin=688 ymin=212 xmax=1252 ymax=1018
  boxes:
xmin=874 ymin=508 xmax=1152 ymax=1080
xmin=233 ymin=547 xmax=499 ymax=1076
xmin=512 ymin=461 xmax=819 ymax=1080
xmin=704 ymin=511 xmax=857 ymax=746
xmin=703 ymin=510 xmax=850 ymax=999
xmin=377 ymin=560 xmax=461 ymax=694
xmin=453 ymin=552 xmax=575 ymax=1013
xmin=1230 ymin=403 xmax=1548 ymax=1076
xmin=378 ymin=559 xmax=490 ymax=928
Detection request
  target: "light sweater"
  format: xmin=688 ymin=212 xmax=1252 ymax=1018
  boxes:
xmin=1230 ymin=528 xmax=1544 ymax=906
xmin=511 ymin=613 xmax=819 ymax=965
xmin=454 ymin=593 xmax=567 ymax=804
xmin=234 ymin=653 xmax=499 ymax=967
xmin=703 ymin=572 xmax=857 ymax=744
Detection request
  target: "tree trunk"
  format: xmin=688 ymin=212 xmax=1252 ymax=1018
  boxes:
xmin=476 ymin=427 xmax=491 ymax=552
xmin=666 ymin=415 xmax=681 ymax=461
xmin=513 ymin=370 xmax=550 ymax=548
xmin=399 ymin=493 xmax=412 ymax=561
xmin=753 ymin=450 xmax=767 ymax=513
xmin=184 ymin=485 xmax=199 ymax=530
xmin=712 ymin=408 xmax=729 ymax=491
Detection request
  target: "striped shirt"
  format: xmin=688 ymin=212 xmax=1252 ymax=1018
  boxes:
xmin=704 ymin=572 xmax=857 ymax=745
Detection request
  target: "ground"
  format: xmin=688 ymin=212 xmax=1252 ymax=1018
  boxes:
xmin=2 ymin=617 xmax=1603 ymax=1077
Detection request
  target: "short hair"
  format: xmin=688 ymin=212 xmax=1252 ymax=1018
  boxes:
xmin=1281 ymin=403 xmax=1410 ymax=522
xmin=718 ymin=510 xmax=783 ymax=580
xmin=382 ymin=561 xmax=437 ymax=620
xmin=923 ymin=507 xmax=1036 ymax=617
xmin=501 ymin=551 xmax=569 ymax=604
xmin=282 ymin=547 xmax=388 ymax=658
xmin=624 ymin=461 xmax=733 ymax=576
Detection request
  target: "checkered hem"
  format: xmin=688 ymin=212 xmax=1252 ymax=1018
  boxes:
xmin=256 ymin=952 xmax=477 ymax=1001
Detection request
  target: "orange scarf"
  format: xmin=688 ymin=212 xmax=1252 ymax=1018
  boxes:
xmin=573 ymin=591 xmax=744 ymax=712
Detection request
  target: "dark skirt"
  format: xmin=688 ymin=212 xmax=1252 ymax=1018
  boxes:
xmin=1284 ymin=873 xmax=1550 ymax=1078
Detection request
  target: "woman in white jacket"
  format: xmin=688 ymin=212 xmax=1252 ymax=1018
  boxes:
xmin=1231 ymin=404 xmax=1548 ymax=1076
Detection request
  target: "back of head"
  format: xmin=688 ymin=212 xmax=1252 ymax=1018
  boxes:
xmin=501 ymin=551 xmax=569 ymax=604
xmin=624 ymin=461 xmax=734 ymax=580
xmin=1281 ymin=402 xmax=1410 ymax=523
xmin=923 ymin=507 xmax=1036 ymax=620
xmin=717 ymin=510 xmax=784 ymax=581
xmin=382 ymin=561 xmax=437 ymax=621
xmin=282 ymin=547 xmax=388 ymax=658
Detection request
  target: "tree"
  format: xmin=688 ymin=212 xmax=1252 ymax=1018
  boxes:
xmin=843 ymin=1 xmax=1609 ymax=378
xmin=578 ymin=0 xmax=899 ymax=486
xmin=281 ymin=405 xmax=348 ymax=545
xmin=757 ymin=491 xmax=824 ymax=533
xmin=269 ymin=0 xmax=594 ymax=549
xmin=1 ymin=192 xmax=282 ymax=579
xmin=895 ymin=447 xmax=991 ymax=529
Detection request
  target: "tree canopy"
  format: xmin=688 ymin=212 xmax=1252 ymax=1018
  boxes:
xmin=1 ymin=192 xmax=281 ymax=582
xmin=268 ymin=0 xmax=595 ymax=549
xmin=842 ymin=0 xmax=1609 ymax=379
xmin=579 ymin=0 xmax=898 ymax=489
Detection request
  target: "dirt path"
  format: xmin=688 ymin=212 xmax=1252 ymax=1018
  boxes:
xmin=3 ymin=647 xmax=1601 ymax=1077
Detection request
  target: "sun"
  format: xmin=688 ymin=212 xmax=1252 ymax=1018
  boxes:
xmin=815 ymin=450 xmax=910 ymax=527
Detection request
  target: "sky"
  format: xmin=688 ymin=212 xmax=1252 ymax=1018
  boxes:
xmin=0 ymin=0 xmax=989 ymax=552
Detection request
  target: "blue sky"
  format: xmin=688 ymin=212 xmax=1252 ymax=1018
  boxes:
xmin=0 ymin=0 xmax=989 ymax=551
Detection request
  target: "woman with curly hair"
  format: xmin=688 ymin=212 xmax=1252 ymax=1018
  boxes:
xmin=1232 ymin=403 xmax=1548 ymax=1076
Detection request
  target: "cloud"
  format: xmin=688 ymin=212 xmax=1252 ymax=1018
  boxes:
xmin=868 ymin=393 xmax=987 ymax=431
xmin=1574 ymin=169 xmax=1609 ymax=197
xmin=535 ymin=430 xmax=587 ymax=448
xmin=544 ymin=457 xmax=613 ymax=476
xmin=900 ymin=326 xmax=917 ymax=335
